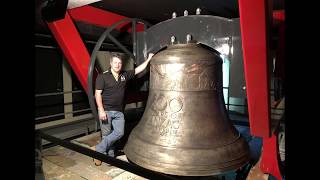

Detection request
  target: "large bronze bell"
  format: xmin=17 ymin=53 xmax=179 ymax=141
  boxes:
xmin=124 ymin=42 xmax=250 ymax=176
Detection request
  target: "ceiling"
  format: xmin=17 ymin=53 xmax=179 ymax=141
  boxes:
xmin=91 ymin=0 xmax=241 ymax=24
xmin=35 ymin=0 xmax=285 ymax=45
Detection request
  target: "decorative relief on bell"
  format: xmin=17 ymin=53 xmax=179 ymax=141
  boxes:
xmin=150 ymin=63 xmax=221 ymax=91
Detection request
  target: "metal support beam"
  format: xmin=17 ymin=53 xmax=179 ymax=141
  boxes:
xmin=260 ymin=131 xmax=282 ymax=180
xmin=239 ymin=1 xmax=284 ymax=179
xmin=238 ymin=0 xmax=272 ymax=137
xmin=62 ymin=57 xmax=73 ymax=119
xmin=47 ymin=12 xmax=91 ymax=93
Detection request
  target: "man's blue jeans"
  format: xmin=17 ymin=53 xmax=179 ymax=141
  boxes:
xmin=98 ymin=111 xmax=115 ymax=157
xmin=96 ymin=111 xmax=125 ymax=156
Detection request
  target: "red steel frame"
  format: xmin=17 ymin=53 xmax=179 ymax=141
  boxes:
xmin=47 ymin=12 xmax=91 ymax=93
xmin=239 ymin=0 xmax=284 ymax=179
xmin=45 ymin=3 xmax=285 ymax=179
xmin=47 ymin=5 xmax=144 ymax=94
xmin=260 ymin=130 xmax=282 ymax=179
xmin=238 ymin=0 xmax=272 ymax=138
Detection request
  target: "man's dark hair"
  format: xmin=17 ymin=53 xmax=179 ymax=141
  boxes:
xmin=110 ymin=52 xmax=123 ymax=63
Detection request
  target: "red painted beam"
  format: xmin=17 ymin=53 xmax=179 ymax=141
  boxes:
xmin=47 ymin=12 xmax=91 ymax=94
xmin=238 ymin=0 xmax=272 ymax=137
xmin=260 ymin=131 xmax=282 ymax=179
xmin=68 ymin=5 xmax=145 ymax=32
xmin=273 ymin=10 xmax=285 ymax=22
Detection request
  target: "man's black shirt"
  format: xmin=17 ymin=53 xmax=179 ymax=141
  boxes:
xmin=95 ymin=69 xmax=135 ymax=112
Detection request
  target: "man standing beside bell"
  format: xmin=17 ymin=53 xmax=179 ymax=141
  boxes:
xmin=92 ymin=52 xmax=154 ymax=166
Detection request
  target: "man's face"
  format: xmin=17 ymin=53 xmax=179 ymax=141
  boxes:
xmin=110 ymin=57 xmax=122 ymax=73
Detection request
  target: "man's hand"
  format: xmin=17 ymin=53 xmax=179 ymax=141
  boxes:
xmin=135 ymin=53 xmax=155 ymax=75
xmin=98 ymin=110 xmax=107 ymax=121
xmin=147 ymin=53 xmax=154 ymax=60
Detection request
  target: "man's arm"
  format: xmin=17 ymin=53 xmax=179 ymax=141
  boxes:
xmin=134 ymin=53 xmax=154 ymax=75
xmin=95 ymin=89 xmax=107 ymax=121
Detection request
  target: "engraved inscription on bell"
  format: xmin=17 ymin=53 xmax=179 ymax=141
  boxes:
xmin=146 ymin=93 xmax=184 ymax=145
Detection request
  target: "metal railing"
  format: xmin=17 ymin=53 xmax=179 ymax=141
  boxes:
xmin=35 ymin=108 xmax=91 ymax=121
xmin=35 ymin=86 xmax=281 ymax=123
xmin=35 ymin=90 xmax=90 ymax=122
xmin=35 ymin=90 xmax=84 ymax=97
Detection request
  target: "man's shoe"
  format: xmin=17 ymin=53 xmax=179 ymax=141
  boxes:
xmin=90 ymin=146 xmax=102 ymax=166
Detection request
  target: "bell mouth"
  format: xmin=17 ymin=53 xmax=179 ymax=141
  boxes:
xmin=124 ymin=131 xmax=250 ymax=176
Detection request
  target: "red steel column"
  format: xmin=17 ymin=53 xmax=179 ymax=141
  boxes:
xmin=238 ymin=0 xmax=272 ymax=137
xmin=47 ymin=12 xmax=90 ymax=94
xmin=260 ymin=131 xmax=282 ymax=179
xmin=239 ymin=1 xmax=284 ymax=179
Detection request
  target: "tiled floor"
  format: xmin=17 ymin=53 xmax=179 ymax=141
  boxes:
xmin=41 ymin=132 xmax=148 ymax=180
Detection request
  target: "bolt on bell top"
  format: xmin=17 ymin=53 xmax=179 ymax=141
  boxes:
xmin=196 ymin=8 xmax=201 ymax=15
xmin=186 ymin=34 xmax=192 ymax=43
xmin=184 ymin=10 xmax=188 ymax=16
xmin=172 ymin=12 xmax=177 ymax=18
xmin=170 ymin=36 xmax=176 ymax=44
